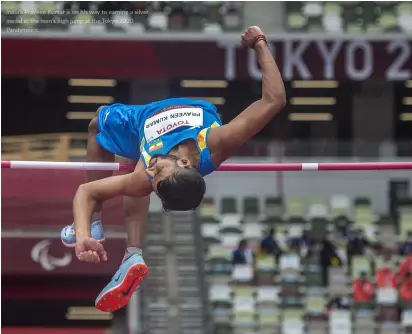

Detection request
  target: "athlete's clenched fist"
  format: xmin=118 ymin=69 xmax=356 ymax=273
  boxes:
xmin=241 ymin=26 xmax=266 ymax=49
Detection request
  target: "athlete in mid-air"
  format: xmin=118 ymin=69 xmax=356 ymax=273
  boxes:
xmin=61 ymin=26 xmax=286 ymax=312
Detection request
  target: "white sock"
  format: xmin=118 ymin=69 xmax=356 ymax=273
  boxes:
xmin=92 ymin=212 xmax=102 ymax=222
xmin=123 ymin=247 xmax=142 ymax=262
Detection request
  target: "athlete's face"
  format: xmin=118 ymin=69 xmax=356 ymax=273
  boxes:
xmin=145 ymin=154 xmax=191 ymax=194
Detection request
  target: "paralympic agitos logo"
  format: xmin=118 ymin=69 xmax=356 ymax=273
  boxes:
xmin=31 ymin=240 xmax=72 ymax=271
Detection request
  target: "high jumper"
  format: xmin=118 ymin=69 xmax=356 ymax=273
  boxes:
xmin=60 ymin=26 xmax=286 ymax=312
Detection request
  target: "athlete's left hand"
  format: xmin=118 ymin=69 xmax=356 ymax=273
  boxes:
xmin=75 ymin=237 xmax=108 ymax=264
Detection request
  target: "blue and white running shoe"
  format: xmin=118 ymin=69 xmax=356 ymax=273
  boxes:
xmin=61 ymin=220 xmax=105 ymax=247
xmin=95 ymin=253 xmax=148 ymax=312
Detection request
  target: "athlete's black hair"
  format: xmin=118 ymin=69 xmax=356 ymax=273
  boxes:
xmin=157 ymin=167 xmax=206 ymax=212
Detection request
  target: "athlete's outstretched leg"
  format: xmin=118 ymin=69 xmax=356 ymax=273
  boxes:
xmin=61 ymin=106 xmax=114 ymax=247
xmin=95 ymin=161 xmax=150 ymax=312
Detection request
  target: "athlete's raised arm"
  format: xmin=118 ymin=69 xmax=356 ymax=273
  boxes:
xmin=73 ymin=160 xmax=152 ymax=244
xmin=209 ymin=26 xmax=286 ymax=164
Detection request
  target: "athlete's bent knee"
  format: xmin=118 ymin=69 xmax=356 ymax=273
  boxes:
xmin=88 ymin=117 xmax=99 ymax=134
xmin=88 ymin=106 xmax=107 ymax=134
xmin=97 ymin=105 xmax=106 ymax=114
xmin=88 ymin=117 xmax=97 ymax=133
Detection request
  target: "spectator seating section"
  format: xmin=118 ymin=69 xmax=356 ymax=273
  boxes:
xmin=3 ymin=2 xmax=411 ymax=34
xmin=201 ymin=195 xmax=412 ymax=334
xmin=1 ymin=1 xmax=244 ymax=33
xmin=285 ymin=1 xmax=412 ymax=33
xmin=2 ymin=1 xmax=412 ymax=34
xmin=5 ymin=2 xmax=411 ymax=34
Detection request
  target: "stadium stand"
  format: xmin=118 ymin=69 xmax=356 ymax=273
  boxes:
xmin=1 ymin=1 xmax=244 ymax=32
xmin=4 ymin=1 xmax=412 ymax=34
xmin=200 ymin=195 xmax=412 ymax=334
xmin=284 ymin=1 xmax=412 ymax=33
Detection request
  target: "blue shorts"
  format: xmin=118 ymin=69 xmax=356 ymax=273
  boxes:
xmin=96 ymin=104 xmax=141 ymax=161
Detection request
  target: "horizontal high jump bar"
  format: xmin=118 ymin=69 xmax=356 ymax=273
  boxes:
xmin=2 ymin=160 xmax=412 ymax=171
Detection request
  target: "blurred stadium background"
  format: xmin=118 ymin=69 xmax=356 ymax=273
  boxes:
xmin=1 ymin=1 xmax=412 ymax=334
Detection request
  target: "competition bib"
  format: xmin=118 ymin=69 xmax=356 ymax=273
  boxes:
xmin=144 ymin=107 xmax=203 ymax=142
